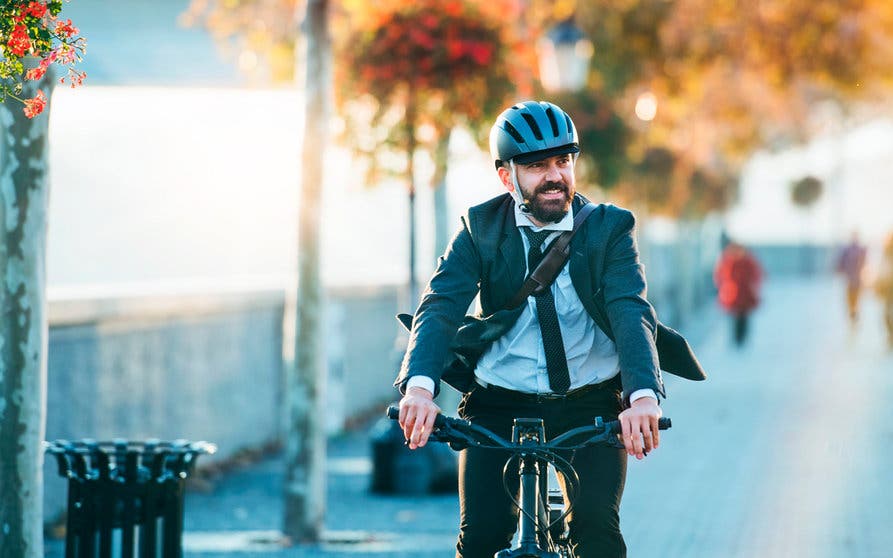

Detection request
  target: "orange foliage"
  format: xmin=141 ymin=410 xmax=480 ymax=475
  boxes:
xmin=185 ymin=0 xmax=893 ymax=215
xmin=334 ymin=0 xmax=535 ymax=185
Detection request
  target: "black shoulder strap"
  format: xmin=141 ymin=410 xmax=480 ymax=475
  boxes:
xmin=505 ymin=203 xmax=597 ymax=310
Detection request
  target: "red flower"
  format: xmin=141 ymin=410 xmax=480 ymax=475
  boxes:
xmin=443 ymin=1 xmax=462 ymax=16
xmin=409 ymin=29 xmax=435 ymax=50
xmin=7 ymin=25 xmax=31 ymax=57
xmin=55 ymin=44 xmax=77 ymax=64
xmin=69 ymin=70 xmax=86 ymax=88
xmin=469 ymin=43 xmax=493 ymax=65
xmin=26 ymin=2 xmax=47 ymax=19
xmin=54 ymin=18 xmax=79 ymax=38
xmin=446 ymin=40 xmax=465 ymax=61
xmin=25 ymin=65 xmax=46 ymax=81
xmin=22 ymin=90 xmax=47 ymax=118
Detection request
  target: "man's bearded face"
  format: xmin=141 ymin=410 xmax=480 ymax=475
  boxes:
xmin=516 ymin=154 xmax=575 ymax=223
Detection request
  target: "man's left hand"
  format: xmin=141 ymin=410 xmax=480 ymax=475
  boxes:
xmin=618 ymin=397 xmax=662 ymax=460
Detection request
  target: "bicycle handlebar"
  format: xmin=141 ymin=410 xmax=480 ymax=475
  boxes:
xmin=387 ymin=404 xmax=672 ymax=544
xmin=386 ymin=406 xmax=670 ymax=451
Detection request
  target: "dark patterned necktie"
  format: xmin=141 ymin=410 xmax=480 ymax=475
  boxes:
xmin=523 ymin=228 xmax=571 ymax=394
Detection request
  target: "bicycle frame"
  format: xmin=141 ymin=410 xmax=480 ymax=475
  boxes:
xmin=497 ymin=418 xmax=566 ymax=558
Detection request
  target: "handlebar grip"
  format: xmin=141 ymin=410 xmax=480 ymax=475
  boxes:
xmin=385 ymin=405 xmax=448 ymax=429
xmin=607 ymin=417 xmax=672 ymax=434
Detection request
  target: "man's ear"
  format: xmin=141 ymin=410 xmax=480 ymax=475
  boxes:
xmin=497 ymin=166 xmax=514 ymax=192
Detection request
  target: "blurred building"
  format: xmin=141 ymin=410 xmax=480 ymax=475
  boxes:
xmin=727 ymin=118 xmax=893 ymax=274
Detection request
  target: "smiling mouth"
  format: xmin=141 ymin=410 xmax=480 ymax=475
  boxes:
xmin=537 ymin=187 xmax=567 ymax=198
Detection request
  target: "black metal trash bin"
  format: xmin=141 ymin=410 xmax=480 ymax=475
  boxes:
xmin=44 ymin=439 xmax=216 ymax=558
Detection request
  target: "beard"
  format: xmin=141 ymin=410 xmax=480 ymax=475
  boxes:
xmin=523 ymin=181 xmax=573 ymax=223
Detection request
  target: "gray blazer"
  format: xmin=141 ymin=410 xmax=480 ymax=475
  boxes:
xmin=395 ymin=193 xmax=705 ymax=402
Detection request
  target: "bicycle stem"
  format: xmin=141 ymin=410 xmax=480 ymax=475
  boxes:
xmin=517 ymin=453 xmax=541 ymax=548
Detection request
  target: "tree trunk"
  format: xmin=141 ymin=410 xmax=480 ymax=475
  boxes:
xmin=0 ymin=69 xmax=54 ymax=558
xmin=283 ymin=0 xmax=329 ymax=542
xmin=432 ymin=129 xmax=451 ymax=258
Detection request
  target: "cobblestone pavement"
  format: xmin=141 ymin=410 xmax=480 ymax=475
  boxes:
xmin=45 ymin=277 xmax=893 ymax=557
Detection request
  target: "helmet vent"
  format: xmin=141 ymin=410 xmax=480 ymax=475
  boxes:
xmin=520 ymin=113 xmax=544 ymax=141
xmin=503 ymin=121 xmax=525 ymax=144
xmin=564 ymin=114 xmax=573 ymax=135
xmin=545 ymin=107 xmax=560 ymax=137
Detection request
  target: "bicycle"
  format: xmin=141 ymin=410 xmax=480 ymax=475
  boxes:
xmin=387 ymin=406 xmax=671 ymax=558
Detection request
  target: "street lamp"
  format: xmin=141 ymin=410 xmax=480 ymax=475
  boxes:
xmin=635 ymin=91 xmax=658 ymax=122
xmin=537 ymin=19 xmax=594 ymax=93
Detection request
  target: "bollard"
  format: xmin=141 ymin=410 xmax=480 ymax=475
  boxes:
xmin=44 ymin=439 xmax=216 ymax=558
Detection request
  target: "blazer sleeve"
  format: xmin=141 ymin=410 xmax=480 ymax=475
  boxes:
xmin=395 ymin=217 xmax=482 ymax=395
xmin=601 ymin=210 xmax=665 ymax=401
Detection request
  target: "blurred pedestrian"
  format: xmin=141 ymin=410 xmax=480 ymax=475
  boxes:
xmin=875 ymin=232 xmax=893 ymax=348
xmin=714 ymin=241 xmax=763 ymax=347
xmin=835 ymin=231 xmax=868 ymax=326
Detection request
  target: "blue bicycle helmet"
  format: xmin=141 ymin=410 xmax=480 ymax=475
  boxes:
xmin=489 ymin=101 xmax=579 ymax=170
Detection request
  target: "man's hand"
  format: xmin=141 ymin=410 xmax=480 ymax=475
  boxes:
xmin=398 ymin=386 xmax=441 ymax=449
xmin=618 ymin=397 xmax=662 ymax=460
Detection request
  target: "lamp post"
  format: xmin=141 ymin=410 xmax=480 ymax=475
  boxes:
xmin=537 ymin=18 xmax=593 ymax=93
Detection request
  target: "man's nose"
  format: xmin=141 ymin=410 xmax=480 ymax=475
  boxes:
xmin=544 ymin=163 xmax=562 ymax=181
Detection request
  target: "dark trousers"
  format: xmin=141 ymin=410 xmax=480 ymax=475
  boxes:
xmin=455 ymin=378 xmax=627 ymax=558
xmin=846 ymin=285 xmax=862 ymax=324
xmin=733 ymin=313 xmax=750 ymax=346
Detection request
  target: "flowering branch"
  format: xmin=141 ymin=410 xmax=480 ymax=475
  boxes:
xmin=0 ymin=1 xmax=86 ymax=118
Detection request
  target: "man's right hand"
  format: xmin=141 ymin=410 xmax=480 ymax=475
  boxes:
xmin=398 ymin=387 xmax=440 ymax=449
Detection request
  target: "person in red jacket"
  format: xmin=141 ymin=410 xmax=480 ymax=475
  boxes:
xmin=714 ymin=241 xmax=764 ymax=347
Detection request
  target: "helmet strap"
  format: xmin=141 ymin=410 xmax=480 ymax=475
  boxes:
xmin=509 ymin=160 xmax=531 ymax=213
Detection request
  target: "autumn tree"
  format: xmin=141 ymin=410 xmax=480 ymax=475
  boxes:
xmin=527 ymin=0 xmax=893 ymax=217
xmin=335 ymin=0 xmax=532 ymax=293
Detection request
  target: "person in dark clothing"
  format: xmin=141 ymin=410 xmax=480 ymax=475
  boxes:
xmin=714 ymin=241 xmax=763 ymax=347
xmin=836 ymin=232 xmax=868 ymax=326
xmin=393 ymin=101 xmax=704 ymax=558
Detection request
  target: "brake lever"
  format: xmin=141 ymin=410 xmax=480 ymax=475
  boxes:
xmin=429 ymin=425 xmax=472 ymax=451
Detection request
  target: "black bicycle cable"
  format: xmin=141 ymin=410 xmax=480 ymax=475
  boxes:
xmin=500 ymin=449 xmax=582 ymax=538
xmin=542 ymin=450 xmax=581 ymax=532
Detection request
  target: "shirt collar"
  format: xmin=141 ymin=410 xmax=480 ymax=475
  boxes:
xmin=513 ymin=203 xmax=574 ymax=232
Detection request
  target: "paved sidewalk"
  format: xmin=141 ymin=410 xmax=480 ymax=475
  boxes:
xmin=45 ymin=277 xmax=893 ymax=557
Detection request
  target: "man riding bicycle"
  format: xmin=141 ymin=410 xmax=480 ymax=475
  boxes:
xmin=395 ymin=101 xmax=704 ymax=557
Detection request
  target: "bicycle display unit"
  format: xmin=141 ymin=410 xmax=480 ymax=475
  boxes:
xmin=387 ymin=406 xmax=671 ymax=558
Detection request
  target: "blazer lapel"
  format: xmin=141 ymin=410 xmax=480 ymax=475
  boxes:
xmin=568 ymin=194 xmax=592 ymax=302
xmin=495 ymin=220 xmax=525 ymax=303
xmin=568 ymin=198 xmax=613 ymax=335
xmin=569 ymin=214 xmax=595 ymax=313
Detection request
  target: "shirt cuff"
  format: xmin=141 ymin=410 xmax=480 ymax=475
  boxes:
xmin=629 ymin=388 xmax=657 ymax=404
xmin=406 ymin=375 xmax=435 ymax=395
